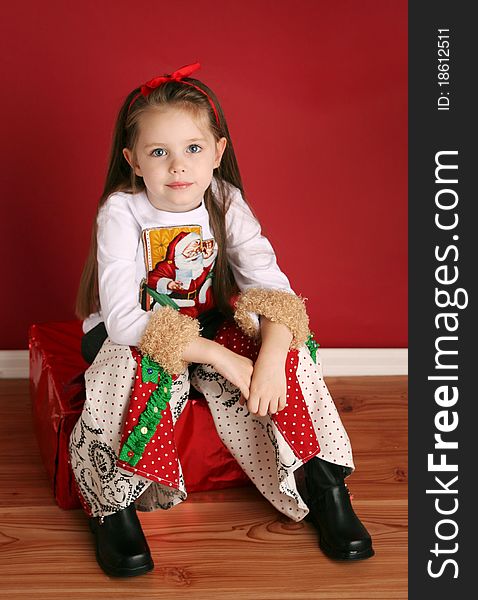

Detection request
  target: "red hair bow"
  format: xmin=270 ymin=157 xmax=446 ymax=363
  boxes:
xmin=140 ymin=62 xmax=201 ymax=96
xmin=127 ymin=61 xmax=220 ymax=125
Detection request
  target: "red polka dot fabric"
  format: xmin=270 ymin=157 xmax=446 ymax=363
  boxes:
xmin=116 ymin=347 xmax=182 ymax=488
xmin=214 ymin=321 xmax=321 ymax=461
xmin=274 ymin=351 xmax=321 ymax=460
xmin=214 ymin=319 xmax=260 ymax=362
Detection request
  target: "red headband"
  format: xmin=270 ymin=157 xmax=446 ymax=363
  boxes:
xmin=127 ymin=61 xmax=220 ymax=126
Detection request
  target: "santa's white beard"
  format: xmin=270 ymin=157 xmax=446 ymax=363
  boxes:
xmin=175 ymin=253 xmax=203 ymax=277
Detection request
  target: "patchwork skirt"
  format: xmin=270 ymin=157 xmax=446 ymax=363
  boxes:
xmin=68 ymin=319 xmax=354 ymax=523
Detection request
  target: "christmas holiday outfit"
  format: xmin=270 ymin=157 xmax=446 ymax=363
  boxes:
xmin=68 ymin=178 xmax=371 ymax=566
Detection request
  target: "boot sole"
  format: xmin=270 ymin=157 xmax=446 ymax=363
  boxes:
xmin=319 ymin=539 xmax=375 ymax=561
xmin=304 ymin=513 xmax=375 ymax=561
xmin=95 ymin=551 xmax=154 ymax=578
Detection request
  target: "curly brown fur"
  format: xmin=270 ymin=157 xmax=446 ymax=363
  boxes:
xmin=233 ymin=287 xmax=310 ymax=349
xmin=138 ymin=306 xmax=201 ymax=375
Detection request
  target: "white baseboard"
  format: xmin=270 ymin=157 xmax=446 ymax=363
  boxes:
xmin=0 ymin=348 xmax=407 ymax=379
xmin=0 ymin=350 xmax=30 ymax=378
xmin=317 ymin=348 xmax=408 ymax=376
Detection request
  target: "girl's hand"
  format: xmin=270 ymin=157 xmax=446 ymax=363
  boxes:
xmin=239 ymin=354 xmax=287 ymax=417
xmin=211 ymin=345 xmax=254 ymax=404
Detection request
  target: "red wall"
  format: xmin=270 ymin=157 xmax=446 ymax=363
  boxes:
xmin=1 ymin=0 xmax=407 ymax=349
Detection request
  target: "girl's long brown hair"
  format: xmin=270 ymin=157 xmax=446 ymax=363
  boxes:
xmin=75 ymin=75 xmax=258 ymax=323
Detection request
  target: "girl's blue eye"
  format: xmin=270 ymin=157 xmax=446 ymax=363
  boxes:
xmin=151 ymin=145 xmax=201 ymax=157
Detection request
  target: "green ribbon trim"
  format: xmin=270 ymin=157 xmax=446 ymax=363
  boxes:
xmin=305 ymin=331 xmax=320 ymax=364
xmin=119 ymin=355 xmax=173 ymax=467
xmin=141 ymin=354 xmax=161 ymax=384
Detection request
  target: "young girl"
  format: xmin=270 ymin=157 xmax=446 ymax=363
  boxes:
xmin=69 ymin=61 xmax=374 ymax=578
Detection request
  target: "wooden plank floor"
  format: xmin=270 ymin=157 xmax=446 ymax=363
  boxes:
xmin=0 ymin=377 xmax=407 ymax=599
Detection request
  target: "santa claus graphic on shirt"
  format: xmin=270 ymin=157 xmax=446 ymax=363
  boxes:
xmin=146 ymin=230 xmax=217 ymax=316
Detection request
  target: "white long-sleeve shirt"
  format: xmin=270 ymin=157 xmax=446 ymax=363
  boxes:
xmin=83 ymin=177 xmax=294 ymax=346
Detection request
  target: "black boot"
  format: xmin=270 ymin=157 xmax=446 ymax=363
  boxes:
xmin=88 ymin=503 xmax=154 ymax=577
xmin=302 ymin=457 xmax=374 ymax=560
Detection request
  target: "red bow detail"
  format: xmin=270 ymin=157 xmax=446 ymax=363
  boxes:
xmin=140 ymin=62 xmax=201 ymax=97
xmin=127 ymin=61 xmax=220 ymax=125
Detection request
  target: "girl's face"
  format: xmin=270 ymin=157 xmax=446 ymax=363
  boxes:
xmin=123 ymin=106 xmax=227 ymax=212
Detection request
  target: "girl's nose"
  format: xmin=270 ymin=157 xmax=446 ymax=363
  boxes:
xmin=169 ymin=158 xmax=186 ymax=174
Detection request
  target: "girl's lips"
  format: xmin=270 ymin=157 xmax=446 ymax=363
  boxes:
xmin=167 ymin=183 xmax=192 ymax=189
